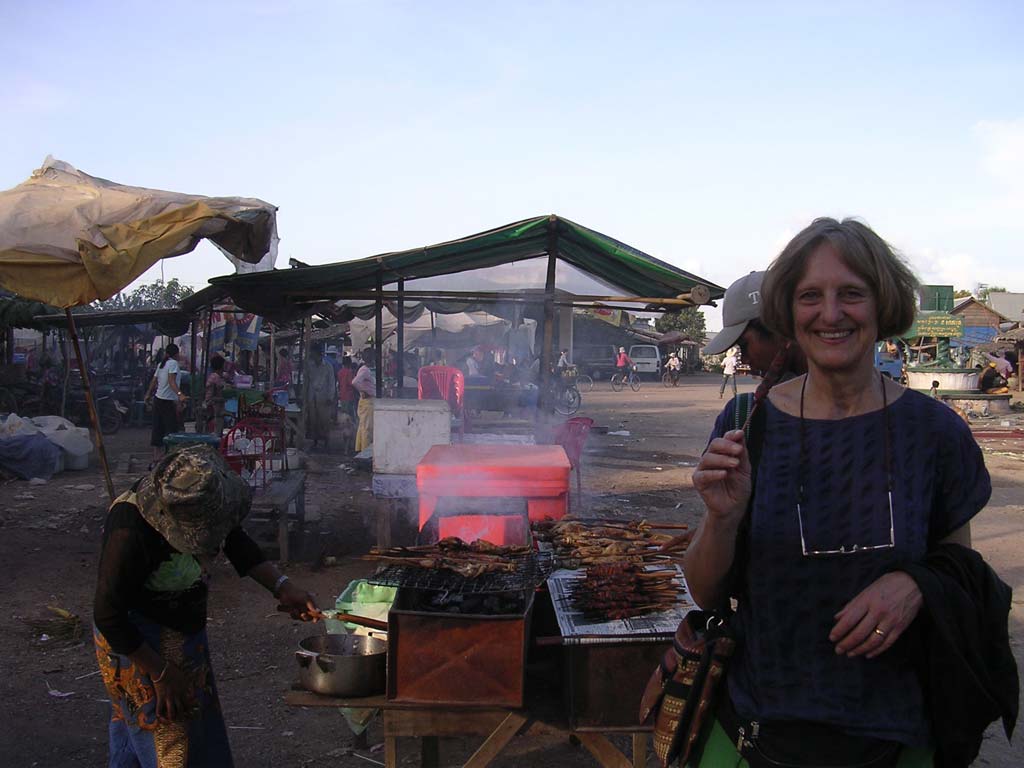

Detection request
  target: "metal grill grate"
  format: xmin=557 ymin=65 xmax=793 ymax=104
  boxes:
xmin=368 ymin=550 xmax=555 ymax=594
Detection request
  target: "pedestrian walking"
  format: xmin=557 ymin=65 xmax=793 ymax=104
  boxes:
xmin=719 ymin=349 xmax=738 ymax=398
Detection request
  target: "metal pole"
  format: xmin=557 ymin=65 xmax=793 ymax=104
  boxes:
xmin=375 ymin=271 xmax=384 ymax=398
xmin=396 ymin=278 xmax=405 ymax=396
xmin=539 ymin=215 xmax=559 ymax=411
xmin=65 ymin=308 xmax=115 ymax=502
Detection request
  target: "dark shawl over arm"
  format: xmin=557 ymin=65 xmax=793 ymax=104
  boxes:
xmin=900 ymin=544 xmax=1018 ymax=768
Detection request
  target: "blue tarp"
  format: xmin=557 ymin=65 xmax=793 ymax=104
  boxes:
xmin=951 ymin=326 xmax=998 ymax=348
xmin=0 ymin=433 xmax=61 ymax=479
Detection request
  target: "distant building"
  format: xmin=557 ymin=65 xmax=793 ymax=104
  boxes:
xmin=951 ymin=296 xmax=1008 ymax=348
xmin=986 ymin=291 xmax=1024 ymax=329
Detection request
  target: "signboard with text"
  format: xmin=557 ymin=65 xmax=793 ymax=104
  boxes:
xmin=904 ymin=312 xmax=964 ymax=338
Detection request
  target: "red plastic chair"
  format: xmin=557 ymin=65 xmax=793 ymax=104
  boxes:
xmin=553 ymin=416 xmax=594 ymax=512
xmin=417 ymin=365 xmax=467 ymax=439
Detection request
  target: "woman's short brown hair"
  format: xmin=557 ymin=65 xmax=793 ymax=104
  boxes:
xmin=761 ymin=217 xmax=919 ymax=341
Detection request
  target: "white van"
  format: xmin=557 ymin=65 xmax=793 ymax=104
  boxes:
xmin=629 ymin=345 xmax=662 ymax=377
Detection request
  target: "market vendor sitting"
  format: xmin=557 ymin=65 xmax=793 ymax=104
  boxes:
xmin=93 ymin=446 xmax=318 ymax=766
xmin=463 ymin=348 xmax=490 ymax=386
xmin=979 ymin=361 xmax=1010 ymax=394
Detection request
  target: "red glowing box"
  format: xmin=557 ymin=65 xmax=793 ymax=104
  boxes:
xmin=416 ymin=444 xmax=571 ymax=545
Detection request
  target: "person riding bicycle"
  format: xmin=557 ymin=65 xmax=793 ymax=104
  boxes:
xmin=615 ymin=346 xmax=633 ymax=374
xmin=666 ymin=351 xmax=683 ymax=383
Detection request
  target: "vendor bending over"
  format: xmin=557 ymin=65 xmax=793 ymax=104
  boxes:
xmin=93 ymin=445 xmax=318 ymax=766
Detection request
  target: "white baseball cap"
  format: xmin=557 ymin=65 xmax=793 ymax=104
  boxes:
xmin=703 ymin=271 xmax=765 ymax=355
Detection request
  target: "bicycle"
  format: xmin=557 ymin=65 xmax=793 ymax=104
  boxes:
xmin=551 ymin=368 xmax=582 ymax=415
xmin=575 ymin=373 xmax=594 ymax=392
xmin=610 ymin=367 xmax=641 ymax=392
xmin=553 ymin=382 xmax=581 ymax=415
xmin=662 ymin=369 xmax=682 ymax=387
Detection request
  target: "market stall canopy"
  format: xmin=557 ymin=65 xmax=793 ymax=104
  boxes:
xmin=0 ymin=157 xmax=278 ymax=308
xmin=209 ymin=215 xmax=724 ymax=318
xmin=0 ymin=291 xmax=59 ymax=330
xmin=32 ymin=307 xmax=192 ymax=336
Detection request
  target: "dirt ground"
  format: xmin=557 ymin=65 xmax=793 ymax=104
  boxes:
xmin=2 ymin=374 xmax=1021 ymax=767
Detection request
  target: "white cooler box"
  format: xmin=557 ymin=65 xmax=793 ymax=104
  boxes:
xmin=372 ymin=399 xmax=451 ymax=475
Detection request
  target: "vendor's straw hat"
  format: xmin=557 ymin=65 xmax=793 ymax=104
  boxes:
xmin=136 ymin=446 xmax=251 ymax=554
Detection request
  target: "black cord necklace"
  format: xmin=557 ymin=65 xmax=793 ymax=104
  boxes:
xmin=797 ymin=370 xmax=895 ymax=556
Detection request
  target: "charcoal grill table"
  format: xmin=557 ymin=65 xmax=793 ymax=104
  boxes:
xmin=545 ymin=568 xmax=696 ymax=731
xmin=248 ymin=469 xmax=306 ymax=563
xmin=284 ymin=687 xmax=649 ymax=768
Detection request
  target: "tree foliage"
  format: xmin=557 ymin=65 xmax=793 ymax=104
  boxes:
xmin=953 ymin=289 xmax=973 ymax=299
xmin=92 ymin=279 xmax=194 ymax=311
xmin=654 ymin=306 xmax=706 ymax=340
xmin=976 ymin=284 xmax=1006 ymax=303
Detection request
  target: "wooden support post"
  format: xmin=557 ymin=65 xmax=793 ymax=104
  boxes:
xmin=375 ymin=271 xmax=384 ymax=398
xmin=270 ymin=325 xmax=276 ymax=386
xmin=252 ymin=337 xmax=260 ymax=386
xmin=376 ymin=498 xmax=392 ymax=549
xmin=384 ymin=736 xmax=397 ymax=768
xmin=60 ymin=330 xmax=70 ymax=418
xmin=202 ymin=309 xmax=213 ymax=408
xmin=65 ymin=309 xmax=115 ymax=503
xmin=396 ymin=278 xmax=405 ymax=396
xmin=631 ymin=732 xmax=646 ymax=768
xmin=299 ymin=315 xmax=311 ymax=446
xmin=189 ymin=318 xmax=198 ymax=419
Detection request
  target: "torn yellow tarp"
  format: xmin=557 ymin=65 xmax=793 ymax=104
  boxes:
xmin=0 ymin=157 xmax=277 ymax=308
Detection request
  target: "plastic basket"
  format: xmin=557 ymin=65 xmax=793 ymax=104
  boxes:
xmin=325 ymin=579 xmax=397 ymax=634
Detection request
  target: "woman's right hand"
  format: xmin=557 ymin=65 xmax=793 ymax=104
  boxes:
xmin=152 ymin=662 xmax=192 ymax=722
xmin=692 ymin=429 xmax=752 ymax=524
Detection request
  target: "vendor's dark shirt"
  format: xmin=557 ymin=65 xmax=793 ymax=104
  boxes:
xmin=94 ymin=497 xmax=265 ymax=655
xmin=708 ymin=389 xmax=991 ymax=746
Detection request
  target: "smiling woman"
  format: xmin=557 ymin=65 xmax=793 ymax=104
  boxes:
xmin=683 ymin=217 xmax=1015 ymax=768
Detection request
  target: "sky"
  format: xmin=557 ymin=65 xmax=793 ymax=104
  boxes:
xmin=3 ymin=0 xmax=1022 ymax=331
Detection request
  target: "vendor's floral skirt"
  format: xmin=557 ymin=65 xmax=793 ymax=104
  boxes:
xmin=93 ymin=616 xmax=233 ymax=768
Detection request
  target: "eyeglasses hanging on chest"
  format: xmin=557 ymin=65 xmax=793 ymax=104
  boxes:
xmin=796 ymin=372 xmax=896 ymax=558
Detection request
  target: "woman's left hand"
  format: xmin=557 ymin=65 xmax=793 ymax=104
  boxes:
xmin=829 ymin=571 xmax=923 ymax=659
xmin=277 ymin=581 xmax=320 ymax=621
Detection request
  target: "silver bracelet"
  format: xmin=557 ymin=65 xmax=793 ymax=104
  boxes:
xmin=273 ymin=574 xmax=290 ymax=598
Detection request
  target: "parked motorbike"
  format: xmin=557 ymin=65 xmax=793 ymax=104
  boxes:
xmin=67 ymin=381 xmax=124 ymax=434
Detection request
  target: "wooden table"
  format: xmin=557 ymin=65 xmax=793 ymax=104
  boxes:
xmin=249 ymin=470 xmax=306 ymax=563
xmin=284 ymin=688 xmax=649 ymax=768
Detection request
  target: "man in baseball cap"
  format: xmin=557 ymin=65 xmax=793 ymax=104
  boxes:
xmin=704 ymin=271 xmax=804 ymax=378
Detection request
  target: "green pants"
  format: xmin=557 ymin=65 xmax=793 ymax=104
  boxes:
xmin=695 ymin=719 xmax=933 ymax=767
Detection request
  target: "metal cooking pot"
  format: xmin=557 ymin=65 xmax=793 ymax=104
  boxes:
xmin=296 ymin=634 xmax=387 ymax=697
